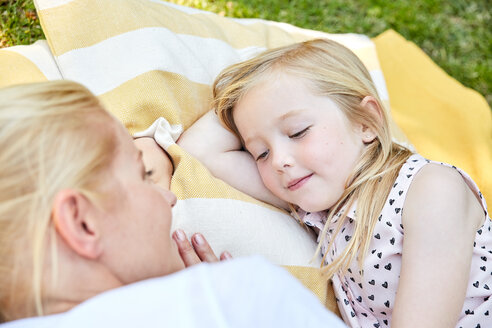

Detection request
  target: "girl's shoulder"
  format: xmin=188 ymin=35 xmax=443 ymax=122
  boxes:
xmin=401 ymin=153 xmax=488 ymax=232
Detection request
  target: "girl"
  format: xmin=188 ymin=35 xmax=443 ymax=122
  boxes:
xmin=180 ymin=39 xmax=491 ymax=327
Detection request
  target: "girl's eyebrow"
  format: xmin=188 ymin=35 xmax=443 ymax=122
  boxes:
xmin=243 ymin=109 xmax=307 ymax=145
xmin=241 ymin=127 xmax=260 ymax=147
xmin=243 ymin=135 xmax=258 ymax=149
xmin=278 ymin=109 xmax=305 ymax=122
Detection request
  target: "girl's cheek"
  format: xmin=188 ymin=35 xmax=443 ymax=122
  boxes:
xmin=300 ymin=134 xmax=317 ymax=152
xmin=258 ymin=166 xmax=274 ymax=187
xmin=257 ymin=165 xmax=266 ymax=180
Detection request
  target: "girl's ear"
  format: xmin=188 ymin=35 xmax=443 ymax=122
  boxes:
xmin=358 ymin=96 xmax=383 ymax=144
xmin=52 ymin=189 xmax=102 ymax=259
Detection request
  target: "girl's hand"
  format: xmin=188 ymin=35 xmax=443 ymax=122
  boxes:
xmin=172 ymin=229 xmax=232 ymax=267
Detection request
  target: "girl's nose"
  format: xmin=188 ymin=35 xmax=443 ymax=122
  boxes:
xmin=272 ymin=150 xmax=294 ymax=173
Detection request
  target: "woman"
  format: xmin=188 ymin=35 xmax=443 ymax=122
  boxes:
xmin=0 ymin=80 xmax=344 ymax=327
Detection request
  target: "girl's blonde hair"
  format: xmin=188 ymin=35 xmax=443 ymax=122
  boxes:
xmin=213 ymin=39 xmax=412 ymax=277
xmin=0 ymin=80 xmax=117 ymax=321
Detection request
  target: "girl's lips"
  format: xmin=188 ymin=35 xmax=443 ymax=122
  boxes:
xmin=287 ymin=173 xmax=313 ymax=191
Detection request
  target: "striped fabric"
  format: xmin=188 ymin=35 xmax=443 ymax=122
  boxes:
xmin=0 ymin=40 xmax=61 ymax=86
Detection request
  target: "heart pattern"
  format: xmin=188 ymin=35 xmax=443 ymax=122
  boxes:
xmin=297 ymin=153 xmax=491 ymax=326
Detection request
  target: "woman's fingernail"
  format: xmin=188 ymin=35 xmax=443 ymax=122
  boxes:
xmin=194 ymin=233 xmax=205 ymax=245
xmin=223 ymin=251 xmax=232 ymax=260
xmin=175 ymin=229 xmax=186 ymax=241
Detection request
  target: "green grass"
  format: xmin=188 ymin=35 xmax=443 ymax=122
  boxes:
xmin=0 ymin=0 xmax=44 ymax=47
xmin=1 ymin=0 xmax=490 ymax=107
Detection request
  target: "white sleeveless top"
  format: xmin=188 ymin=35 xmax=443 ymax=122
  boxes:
xmin=297 ymin=153 xmax=491 ymax=327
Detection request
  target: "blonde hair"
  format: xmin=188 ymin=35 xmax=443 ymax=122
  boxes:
xmin=0 ymin=81 xmax=117 ymax=321
xmin=213 ymin=39 xmax=412 ymax=277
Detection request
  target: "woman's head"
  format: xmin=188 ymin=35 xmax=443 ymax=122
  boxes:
xmin=0 ymin=81 xmax=183 ymax=321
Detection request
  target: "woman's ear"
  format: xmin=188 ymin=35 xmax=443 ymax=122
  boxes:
xmin=52 ymin=189 xmax=102 ymax=259
xmin=358 ymin=96 xmax=383 ymax=144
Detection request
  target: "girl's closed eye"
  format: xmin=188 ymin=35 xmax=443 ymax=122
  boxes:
xmin=255 ymin=150 xmax=269 ymax=161
xmin=289 ymin=126 xmax=311 ymax=139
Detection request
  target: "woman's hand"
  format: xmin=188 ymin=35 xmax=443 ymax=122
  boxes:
xmin=172 ymin=229 xmax=232 ymax=267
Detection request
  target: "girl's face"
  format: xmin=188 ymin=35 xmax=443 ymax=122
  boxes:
xmin=96 ymin=122 xmax=184 ymax=284
xmin=233 ymin=72 xmax=368 ymax=212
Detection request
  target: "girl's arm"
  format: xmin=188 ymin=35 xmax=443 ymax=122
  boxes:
xmin=392 ymin=164 xmax=484 ymax=327
xmin=177 ymin=110 xmax=288 ymax=210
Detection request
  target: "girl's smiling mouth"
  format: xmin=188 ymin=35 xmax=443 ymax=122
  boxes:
xmin=287 ymin=173 xmax=313 ymax=191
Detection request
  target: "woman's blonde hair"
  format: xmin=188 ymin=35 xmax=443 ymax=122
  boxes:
xmin=0 ymin=80 xmax=117 ymax=321
xmin=213 ymin=39 xmax=412 ymax=277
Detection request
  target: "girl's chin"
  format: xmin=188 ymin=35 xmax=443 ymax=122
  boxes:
xmin=296 ymin=202 xmax=329 ymax=213
xmin=295 ymin=195 xmax=340 ymax=213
